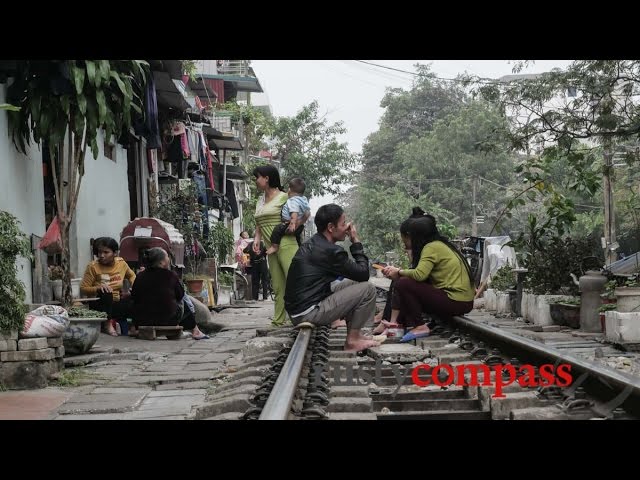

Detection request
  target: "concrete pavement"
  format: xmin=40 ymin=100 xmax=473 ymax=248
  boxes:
xmin=0 ymin=301 xmax=274 ymax=420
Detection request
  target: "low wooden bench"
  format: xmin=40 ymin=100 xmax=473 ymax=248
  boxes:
xmin=137 ymin=325 xmax=183 ymax=340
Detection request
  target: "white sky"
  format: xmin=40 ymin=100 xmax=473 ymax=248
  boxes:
xmin=251 ymin=60 xmax=573 ymax=213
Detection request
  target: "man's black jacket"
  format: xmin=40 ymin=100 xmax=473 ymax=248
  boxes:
xmin=284 ymin=233 xmax=370 ymax=317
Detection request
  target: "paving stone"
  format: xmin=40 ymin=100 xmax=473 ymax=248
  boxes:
xmin=195 ymin=393 xmax=251 ymax=419
xmin=202 ymin=411 xmax=245 ymax=420
xmin=58 ymin=391 xmax=148 ymax=414
xmin=155 ymin=381 xmax=210 ymax=391
xmin=184 ymin=362 xmax=223 ymax=372
xmin=146 ymin=389 xmax=207 ymax=397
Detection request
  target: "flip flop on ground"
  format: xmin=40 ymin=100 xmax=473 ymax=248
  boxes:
xmin=400 ymin=330 xmax=430 ymax=343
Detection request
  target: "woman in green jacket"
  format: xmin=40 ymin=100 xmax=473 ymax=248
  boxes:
xmin=380 ymin=207 xmax=475 ymax=342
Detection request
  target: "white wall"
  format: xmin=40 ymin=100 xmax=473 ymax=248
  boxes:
xmin=198 ymin=60 xmax=219 ymax=76
xmin=0 ymin=85 xmax=46 ymax=303
xmin=70 ymin=131 xmax=130 ymax=277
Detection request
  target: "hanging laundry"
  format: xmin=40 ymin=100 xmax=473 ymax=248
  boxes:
xmin=133 ymin=70 xmax=161 ymax=149
xmin=226 ymin=179 xmax=239 ymax=219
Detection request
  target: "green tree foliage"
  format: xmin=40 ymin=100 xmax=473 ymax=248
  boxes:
xmin=398 ymin=101 xmax=517 ymax=234
xmin=5 ymin=60 xmax=148 ymax=306
xmin=345 ymin=184 xmax=456 ymax=260
xmin=475 ymin=61 xmax=640 ymax=151
xmin=270 ymin=101 xmax=357 ymax=197
xmin=471 ymin=61 xmax=640 ymax=256
xmin=156 ymin=182 xmax=205 ymax=275
xmin=363 ymin=65 xmax=465 ymax=176
xmin=616 ymin=166 xmax=640 ymax=254
xmin=352 ymin=65 xmax=519 ymax=250
xmin=0 ymin=211 xmax=32 ymax=333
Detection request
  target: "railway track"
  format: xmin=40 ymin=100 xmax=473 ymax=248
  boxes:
xmin=237 ymin=309 xmax=640 ymax=420
xmin=216 ymin=279 xmax=640 ymax=420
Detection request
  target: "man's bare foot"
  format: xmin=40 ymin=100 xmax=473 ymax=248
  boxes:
xmin=265 ymin=245 xmax=278 ymax=255
xmin=373 ymin=311 xmax=383 ymax=325
xmin=344 ymin=338 xmax=379 ymax=353
xmin=331 ymin=319 xmax=347 ymax=329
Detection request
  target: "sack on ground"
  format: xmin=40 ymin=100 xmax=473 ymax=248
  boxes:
xmin=21 ymin=305 xmax=69 ymax=338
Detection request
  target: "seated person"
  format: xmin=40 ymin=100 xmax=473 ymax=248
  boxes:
xmin=266 ymin=177 xmax=310 ymax=255
xmin=81 ymin=237 xmax=135 ymax=336
xmin=130 ymin=247 xmax=209 ymax=340
xmin=284 ymin=204 xmax=379 ymax=352
xmin=378 ymin=208 xmax=475 ymax=342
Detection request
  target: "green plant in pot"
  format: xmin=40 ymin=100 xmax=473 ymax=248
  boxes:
xmin=598 ymin=303 xmax=617 ymax=313
xmin=614 ymin=273 xmax=640 ymax=313
xmin=63 ymin=306 xmax=107 ymax=355
xmin=156 ymin=180 xmax=206 ymax=293
xmin=601 ymin=280 xmax=618 ymax=302
xmin=48 ymin=265 xmax=64 ymax=281
xmin=0 ymin=211 xmax=32 ymax=335
xmin=490 ymin=265 xmax=516 ymax=292
xmin=202 ymin=222 xmax=234 ymax=267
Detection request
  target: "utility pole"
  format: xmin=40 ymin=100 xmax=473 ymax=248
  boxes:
xmin=602 ymin=143 xmax=617 ymax=265
xmin=471 ymin=175 xmax=478 ymax=236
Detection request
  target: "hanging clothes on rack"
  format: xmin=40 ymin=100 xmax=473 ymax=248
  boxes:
xmin=165 ymin=121 xmax=190 ymax=178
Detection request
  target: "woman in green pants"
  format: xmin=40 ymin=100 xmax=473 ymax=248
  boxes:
xmin=252 ymin=165 xmax=300 ymax=326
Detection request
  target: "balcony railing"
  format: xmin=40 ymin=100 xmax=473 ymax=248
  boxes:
xmin=217 ymin=60 xmax=251 ymax=77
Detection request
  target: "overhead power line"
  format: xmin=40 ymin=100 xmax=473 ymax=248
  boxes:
xmin=353 ymin=60 xmax=548 ymax=86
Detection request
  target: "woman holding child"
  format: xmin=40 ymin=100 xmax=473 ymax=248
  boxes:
xmin=251 ymin=165 xmax=300 ymax=327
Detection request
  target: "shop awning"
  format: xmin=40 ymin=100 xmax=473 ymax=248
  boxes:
xmin=153 ymin=71 xmax=190 ymax=111
xmin=199 ymin=72 xmax=263 ymax=93
xmin=188 ymin=78 xmax=218 ymax=102
xmin=224 ymin=165 xmax=249 ymax=180
xmin=209 ymin=137 xmax=243 ymax=151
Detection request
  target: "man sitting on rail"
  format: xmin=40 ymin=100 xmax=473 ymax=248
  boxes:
xmin=284 ymin=204 xmax=379 ymax=353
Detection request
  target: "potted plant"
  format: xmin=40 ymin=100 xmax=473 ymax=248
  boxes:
xmin=62 ymin=306 xmax=108 ymax=355
xmin=489 ymin=265 xmax=516 ymax=313
xmin=202 ymin=222 xmax=234 ymax=302
xmin=49 ymin=266 xmax=81 ymax=301
xmin=156 ymin=180 xmax=206 ymax=294
xmin=48 ymin=265 xmax=64 ymax=300
xmin=615 ymin=275 xmax=640 ymax=313
xmin=601 ymin=280 xmax=618 ymax=304
xmin=549 ymin=298 xmax=581 ymax=329
xmin=0 ymin=211 xmax=32 ymax=336
xmin=216 ymin=270 xmax=234 ymax=305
